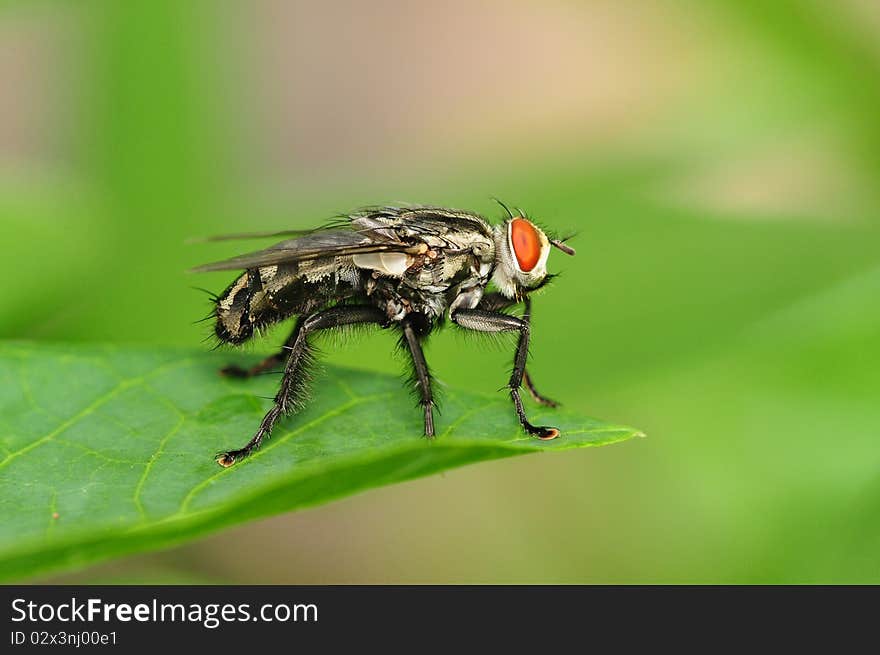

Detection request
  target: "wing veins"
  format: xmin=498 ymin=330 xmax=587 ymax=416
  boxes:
xmin=191 ymin=240 xmax=420 ymax=273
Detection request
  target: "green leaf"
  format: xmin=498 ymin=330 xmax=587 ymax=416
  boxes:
xmin=0 ymin=341 xmax=640 ymax=582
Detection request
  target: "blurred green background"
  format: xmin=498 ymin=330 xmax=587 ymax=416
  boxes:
xmin=1 ymin=0 xmax=879 ymax=583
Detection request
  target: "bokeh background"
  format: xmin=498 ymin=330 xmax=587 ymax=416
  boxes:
xmin=2 ymin=0 xmax=879 ymax=583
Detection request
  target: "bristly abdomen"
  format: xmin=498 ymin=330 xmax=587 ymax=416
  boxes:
xmin=214 ymin=264 xmax=363 ymax=345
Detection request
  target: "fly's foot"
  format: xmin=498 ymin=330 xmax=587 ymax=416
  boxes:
xmin=216 ymin=414 xmax=275 ymax=467
xmin=219 ymin=365 xmax=250 ymax=379
xmin=215 ymin=448 xmax=252 ymax=467
xmin=524 ymin=423 xmax=560 ymax=441
xmin=511 ymin=388 xmax=560 ymax=441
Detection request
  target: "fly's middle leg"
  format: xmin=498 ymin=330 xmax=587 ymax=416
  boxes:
xmin=216 ymin=305 xmax=386 ymax=467
xmin=401 ymin=318 xmax=435 ymax=438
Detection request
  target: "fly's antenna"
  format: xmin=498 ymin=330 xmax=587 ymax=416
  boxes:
xmin=550 ymin=235 xmax=577 ymax=256
xmin=490 ymin=197 xmax=515 ymax=219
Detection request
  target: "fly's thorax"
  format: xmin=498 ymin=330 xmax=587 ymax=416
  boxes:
xmin=491 ymin=218 xmax=551 ymax=298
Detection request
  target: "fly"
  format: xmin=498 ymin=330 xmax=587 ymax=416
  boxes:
xmin=192 ymin=203 xmax=576 ymax=467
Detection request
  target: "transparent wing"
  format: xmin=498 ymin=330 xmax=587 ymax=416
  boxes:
xmin=191 ymin=229 xmax=418 ymax=272
xmin=187 ymin=217 xmax=356 ymax=244
xmin=188 ymin=229 xmax=313 ymax=243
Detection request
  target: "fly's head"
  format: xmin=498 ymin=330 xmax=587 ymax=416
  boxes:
xmin=491 ymin=215 xmax=575 ymax=299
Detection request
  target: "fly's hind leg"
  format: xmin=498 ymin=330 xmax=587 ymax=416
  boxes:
xmin=220 ymin=326 xmax=297 ymax=379
xmin=221 ymin=355 xmax=282 ymax=378
xmin=216 ymin=305 xmax=386 ymax=467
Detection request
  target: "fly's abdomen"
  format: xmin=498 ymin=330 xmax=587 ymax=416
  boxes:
xmin=214 ymin=269 xmax=264 ymax=344
xmin=214 ymin=261 xmax=363 ymax=344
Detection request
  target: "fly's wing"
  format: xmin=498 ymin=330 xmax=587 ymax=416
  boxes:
xmin=192 ymin=206 xmax=493 ymax=273
xmin=187 ymin=216 xmax=355 ymax=244
xmin=188 ymin=229 xmax=312 ymax=243
xmin=351 ymin=205 xmax=492 ymax=242
xmin=191 ymin=228 xmax=419 ymax=272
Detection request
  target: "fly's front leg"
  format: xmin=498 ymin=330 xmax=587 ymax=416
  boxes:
xmin=216 ymin=305 xmax=386 ymax=467
xmin=518 ymin=297 xmax=559 ymax=408
xmin=401 ymin=318 xmax=435 ymax=438
xmin=477 ymin=294 xmax=561 ymax=408
xmin=451 ymin=307 xmax=559 ymax=440
xmin=522 ymin=370 xmax=559 ymax=408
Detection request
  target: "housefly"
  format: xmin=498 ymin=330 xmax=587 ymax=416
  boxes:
xmin=193 ymin=203 xmax=576 ymax=467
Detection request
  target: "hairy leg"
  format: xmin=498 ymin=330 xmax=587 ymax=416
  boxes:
xmin=476 ymin=294 xmax=560 ymax=408
xmin=401 ymin=318 xmax=435 ymax=438
xmin=216 ymin=305 xmax=386 ymax=466
xmin=451 ymin=306 xmax=559 ymax=440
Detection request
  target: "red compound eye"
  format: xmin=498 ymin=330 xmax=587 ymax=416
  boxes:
xmin=510 ymin=218 xmax=541 ymax=272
